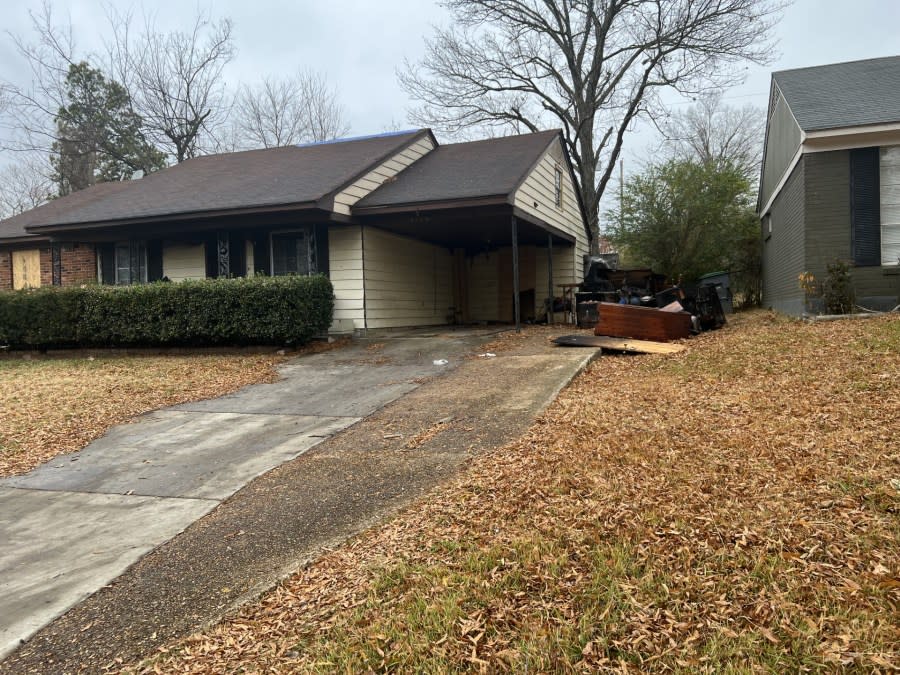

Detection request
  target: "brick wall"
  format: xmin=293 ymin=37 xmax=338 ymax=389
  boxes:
xmin=0 ymin=250 xmax=11 ymax=289
xmin=32 ymin=244 xmax=97 ymax=286
xmin=60 ymin=244 xmax=97 ymax=285
xmin=39 ymin=247 xmax=53 ymax=286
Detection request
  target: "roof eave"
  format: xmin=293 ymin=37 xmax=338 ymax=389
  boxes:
xmin=23 ymin=200 xmax=322 ymax=235
xmin=0 ymin=234 xmax=51 ymax=246
xmin=353 ymin=194 xmax=510 ymax=216
xmin=804 ymin=120 xmax=900 ymax=138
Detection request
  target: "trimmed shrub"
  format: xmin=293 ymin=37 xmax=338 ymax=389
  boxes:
xmin=0 ymin=285 xmax=86 ymax=347
xmin=0 ymin=275 xmax=334 ymax=349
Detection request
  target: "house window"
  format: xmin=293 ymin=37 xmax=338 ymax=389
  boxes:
xmin=880 ymin=146 xmax=900 ymax=265
xmin=271 ymin=229 xmax=316 ymax=276
xmin=553 ymin=166 xmax=563 ymax=208
xmin=114 ymin=241 xmax=147 ymax=285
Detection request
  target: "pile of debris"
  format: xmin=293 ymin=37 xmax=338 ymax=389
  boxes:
xmin=555 ymin=258 xmax=728 ymax=351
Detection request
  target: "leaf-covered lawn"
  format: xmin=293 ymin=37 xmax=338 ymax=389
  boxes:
xmin=0 ymin=352 xmax=287 ymax=477
xmin=136 ymin=312 xmax=899 ymax=673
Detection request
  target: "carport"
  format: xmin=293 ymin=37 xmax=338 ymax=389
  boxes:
xmin=351 ymin=130 xmax=590 ymax=332
xmin=356 ymin=203 xmax=577 ymax=331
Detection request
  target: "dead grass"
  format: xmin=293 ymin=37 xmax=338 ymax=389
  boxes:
xmin=134 ymin=312 xmax=899 ymax=673
xmin=0 ymin=352 xmax=290 ymax=477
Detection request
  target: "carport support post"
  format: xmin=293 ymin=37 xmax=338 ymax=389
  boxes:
xmin=547 ymin=233 xmax=554 ymax=324
xmin=512 ymin=215 xmax=520 ymax=333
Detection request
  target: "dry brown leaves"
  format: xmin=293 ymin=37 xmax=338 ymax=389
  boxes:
xmin=474 ymin=324 xmax=571 ymax=357
xmin=133 ymin=312 xmax=899 ymax=673
xmin=0 ymin=351 xmax=289 ymax=477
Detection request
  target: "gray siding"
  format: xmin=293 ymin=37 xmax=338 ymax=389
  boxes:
xmin=762 ymin=158 xmax=806 ymax=315
xmin=804 ymin=150 xmax=899 ymax=310
xmin=760 ymin=87 xmax=803 ymax=209
xmin=804 ymin=150 xmax=851 ymax=276
xmin=854 ymin=266 xmax=900 ymax=309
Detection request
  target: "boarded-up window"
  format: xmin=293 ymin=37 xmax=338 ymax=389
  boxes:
xmin=850 ymin=147 xmax=880 ymax=267
xmin=162 ymin=243 xmax=206 ymax=282
xmin=879 ymin=146 xmax=900 ymax=266
xmin=12 ymin=249 xmax=41 ymax=289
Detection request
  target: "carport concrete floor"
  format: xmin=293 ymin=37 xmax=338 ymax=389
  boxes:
xmin=0 ymin=326 xmax=599 ymax=673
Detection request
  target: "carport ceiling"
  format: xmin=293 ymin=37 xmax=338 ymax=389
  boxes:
xmin=358 ymin=205 xmax=574 ymax=253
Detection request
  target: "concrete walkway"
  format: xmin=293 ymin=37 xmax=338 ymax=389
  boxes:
xmin=0 ymin=329 xmax=500 ymax=659
xmin=0 ymin=327 xmax=599 ymax=672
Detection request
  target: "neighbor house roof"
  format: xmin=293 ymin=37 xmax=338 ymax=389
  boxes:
xmin=12 ymin=129 xmax=430 ymax=232
xmin=773 ymin=55 xmax=900 ymax=132
xmin=354 ymin=130 xmax=560 ymax=209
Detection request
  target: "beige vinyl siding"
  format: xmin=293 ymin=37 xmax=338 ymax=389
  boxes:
xmin=467 ymin=251 xmax=499 ymax=321
xmin=468 ymin=239 xmax=586 ymax=322
xmin=511 ymin=137 xmax=589 ymax=319
xmin=332 ymin=136 xmax=436 ymax=215
xmin=513 ymin=138 xmax=586 ymax=244
xmin=362 ymin=227 xmax=453 ymax=329
xmin=534 ymin=238 xmax=587 ymax=318
xmin=162 ymin=243 xmax=206 ymax=282
xmin=328 ymin=225 xmax=365 ymax=333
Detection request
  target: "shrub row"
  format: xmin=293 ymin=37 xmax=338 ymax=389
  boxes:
xmin=0 ymin=275 xmax=334 ymax=348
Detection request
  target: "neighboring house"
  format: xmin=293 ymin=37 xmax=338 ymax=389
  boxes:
xmin=0 ymin=129 xmax=590 ymax=333
xmin=759 ymin=55 xmax=900 ymax=315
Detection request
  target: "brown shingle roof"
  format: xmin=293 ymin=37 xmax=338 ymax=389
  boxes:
xmin=354 ymin=130 xmax=560 ymax=210
xmin=0 ymin=181 xmax=133 ymax=241
xmin=8 ymin=130 xmax=427 ymax=233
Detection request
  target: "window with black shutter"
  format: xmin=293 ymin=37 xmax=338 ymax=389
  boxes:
xmin=850 ymin=147 xmax=880 ymax=267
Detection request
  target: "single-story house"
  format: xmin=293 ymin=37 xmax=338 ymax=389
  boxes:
xmin=758 ymin=55 xmax=900 ymax=315
xmin=0 ymin=129 xmax=590 ymax=333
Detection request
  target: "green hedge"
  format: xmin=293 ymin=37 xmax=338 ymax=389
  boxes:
xmin=0 ymin=275 xmax=334 ymax=348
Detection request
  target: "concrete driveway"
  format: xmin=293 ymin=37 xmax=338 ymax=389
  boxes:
xmin=0 ymin=328 xmax=502 ymax=659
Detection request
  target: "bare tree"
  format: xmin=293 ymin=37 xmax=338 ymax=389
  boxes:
xmin=660 ymin=91 xmax=764 ymax=181
xmin=0 ymin=154 xmax=54 ymax=218
xmin=0 ymin=1 xmax=77 ymax=156
xmin=400 ymin=0 xmax=786 ymax=250
xmin=234 ymin=71 xmax=349 ymax=149
xmin=301 ymin=72 xmax=350 ymax=143
xmin=124 ymin=12 xmax=236 ymax=162
xmin=2 ymin=3 xmax=235 ymax=181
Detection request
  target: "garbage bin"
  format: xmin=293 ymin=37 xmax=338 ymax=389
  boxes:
xmin=698 ymin=271 xmax=733 ymax=313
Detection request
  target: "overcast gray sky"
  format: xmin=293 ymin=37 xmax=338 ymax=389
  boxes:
xmin=2 ymin=0 xmax=899 ymax=169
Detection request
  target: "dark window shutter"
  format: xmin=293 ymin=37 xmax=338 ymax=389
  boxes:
xmin=253 ymin=234 xmax=270 ymax=276
xmin=147 ymin=240 xmax=164 ymax=281
xmin=850 ymin=147 xmax=881 ymax=266
xmin=204 ymin=234 xmax=218 ymax=278
xmin=229 ymin=234 xmax=246 ymax=277
xmin=51 ymin=245 xmax=62 ymax=285
xmin=98 ymin=243 xmax=115 ymax=285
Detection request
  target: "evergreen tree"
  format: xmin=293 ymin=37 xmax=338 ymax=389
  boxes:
xmin=51 ymin=62 xmax=166 ymax=195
